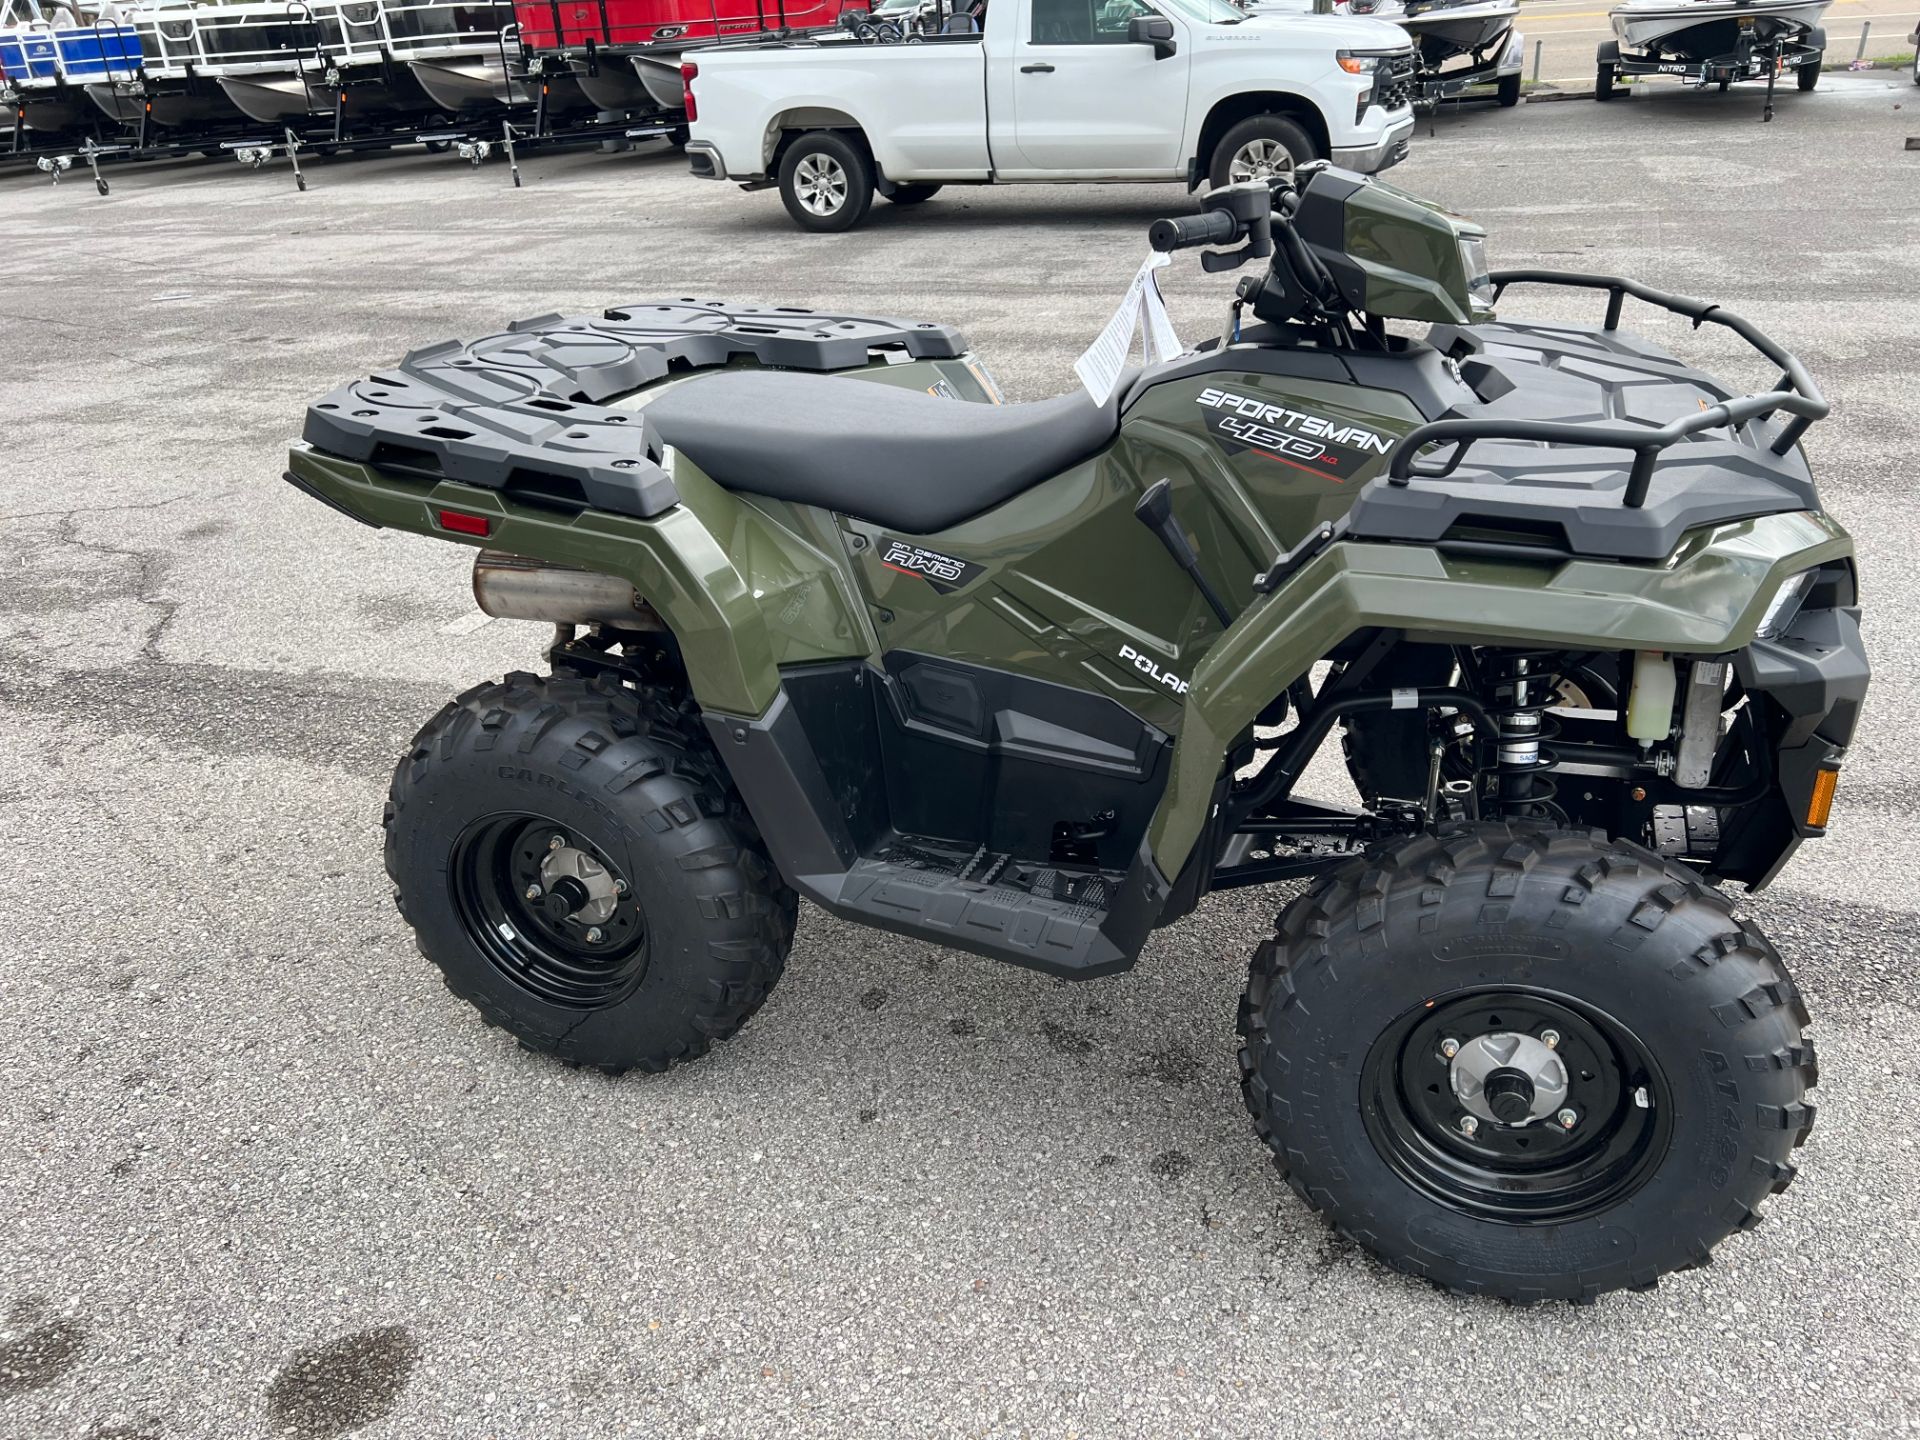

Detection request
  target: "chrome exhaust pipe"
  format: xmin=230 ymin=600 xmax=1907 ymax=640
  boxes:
xmin=471 ymin=550 xmax=663 ymax=629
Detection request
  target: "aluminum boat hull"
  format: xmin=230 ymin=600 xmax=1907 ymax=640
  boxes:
xmin=571 ymin=56 xmax=660 ymax=110
xmin=218 ymin=70 xmax=329 ymax=123
xmin=407 ymin=55 xmax=531 ymax=110
xmin=1402 ymin=0 xmax=1519 ymax=63
xmin=1610 ymin=0 xmax=1829 ymax=52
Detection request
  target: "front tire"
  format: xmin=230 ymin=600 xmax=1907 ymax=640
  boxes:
xmin=777 ymin=128 xmax=874 ymax=232
xmin=1237 ymin=824 xmax=1816 ymax=1303
xmin=1207 ymin=113 xmax=1316 ymax=190
xmin=1596 ymin=41 xmax=1620 ymax=100
xmin=385 ymin=670 xmax=796 ymax=1073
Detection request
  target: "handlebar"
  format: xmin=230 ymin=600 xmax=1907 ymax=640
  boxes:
xmin=1149 ymin=209 xmax=1238 ymax=254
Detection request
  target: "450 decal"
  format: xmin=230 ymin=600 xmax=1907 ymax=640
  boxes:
xmin=1213 ymin=415 xmax=1338 ymax=469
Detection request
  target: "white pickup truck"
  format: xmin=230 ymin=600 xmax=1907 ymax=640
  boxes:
xmin=682 ymin=0 xmax=1416 ymax=230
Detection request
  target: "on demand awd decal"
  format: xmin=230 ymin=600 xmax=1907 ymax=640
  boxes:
xmin=878 ymin=538 xmax=985 ymax=595
xmin=1195 ymin=387 xmax=1392 ymax=481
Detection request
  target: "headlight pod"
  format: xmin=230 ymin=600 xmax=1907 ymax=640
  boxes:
xmin=1458 ymin=232 xmax=1494 ymax=308
xmin=1756 ymin=569 xmax=1816 ymax=639
xmin=1337 ymin=49 xmax=1389 ymax=75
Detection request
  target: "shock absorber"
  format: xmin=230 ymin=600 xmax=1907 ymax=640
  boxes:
xmin=1491 ymin=652 xmax=1561 ymax=818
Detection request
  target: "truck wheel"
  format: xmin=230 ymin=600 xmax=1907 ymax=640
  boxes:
xmin=1596 ymin=41 xmax=1619 ymax=100
xmin=778 ymin=129 xmax=875 ymax=232
xmin=384 ymin=670 xmax=797 ymax=1074
xmin=883 ymin=182 xmax=942 ymax=205
xmin=1237 ymin=823 xmax=1816 ymax=1303
xmin=1208 ymin=114 xmax=1315 ymax=190
xmin=1496 ymin=70 xmax=1522 ymax=106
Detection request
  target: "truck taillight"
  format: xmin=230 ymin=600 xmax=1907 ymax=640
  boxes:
xmin=681 ymin=61 xmax=697 ymax=122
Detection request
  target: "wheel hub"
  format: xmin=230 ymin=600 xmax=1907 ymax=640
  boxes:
xmin=539 ymin=844 xmax=619 ymax=926
xmin=1448 ymin=1031 xmax=1569 ymax=1127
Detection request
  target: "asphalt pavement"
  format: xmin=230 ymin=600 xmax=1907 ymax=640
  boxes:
xmin=2 ymin=74 xmax=1918 ymax=1440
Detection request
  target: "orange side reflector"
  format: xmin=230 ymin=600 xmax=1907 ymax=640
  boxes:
xmin=1806 ymin=767 xmax=1840 ymax=829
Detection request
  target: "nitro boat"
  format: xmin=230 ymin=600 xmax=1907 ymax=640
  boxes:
xmin=1347 ymin=0 xmax=1523 ymax=105
xmin=1599 ymin=0 xmax=1830 ymax=105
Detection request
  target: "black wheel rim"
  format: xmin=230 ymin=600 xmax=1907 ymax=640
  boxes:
xmin=448 ymin=813 xmax=648 ymax=1009
xmin=1361 ymin=988 xmax=1673 ymax=1224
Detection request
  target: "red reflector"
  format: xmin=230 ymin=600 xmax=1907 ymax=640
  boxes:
xmin=437 ymin=509 xmax=491 ymax=537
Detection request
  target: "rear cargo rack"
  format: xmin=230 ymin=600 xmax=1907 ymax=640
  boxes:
xmin=299 ymin=300 xmax=969 ymax=521
xmin=1387 ymin=271 xmax=1829 ymax=508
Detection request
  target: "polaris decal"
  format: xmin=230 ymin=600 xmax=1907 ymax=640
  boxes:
xmin=878 ymin=538 xmax=984 ymax=594
xmin=1117 ymin=643 xmax=1189 ymax=696
xmin=1194 ymin=387 xmax=1393 ymax=481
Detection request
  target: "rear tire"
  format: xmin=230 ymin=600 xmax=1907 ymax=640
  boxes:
xmin=1496 ymin=70 xmax=1522 ymax=106
xmin=778 ymin=128 xmax=875 ymax=232
xmin=385 ymin=670 xmax=796 ymax=1073
xmin=883 ymin=181 xmax=942 ymax=205
xmin=1207 ymin=113 xmax=1316 ymax=190
xmin=1237 ymin=823 xmax=1816 ymax=1303
xmin=1797 ymin=56 xmax=1821 ymax=90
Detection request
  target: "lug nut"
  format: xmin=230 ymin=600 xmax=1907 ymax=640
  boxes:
xmin=585 ymin=926 xmax=605 ymax=944
xmin=524 ymin=884 xmax=543 ymax=901
xmin=1540 ymin=1028 xmax=1561 ymax=1049
xmin=1458 ymin=1114 xmax=1479 ymax=1138
xmin=1557 ymin=1108 xmax=1579 ymax=1130
xmin=612 ymin=878 xmax=628 ymax=896
xmin=1440 ymin=1037 xmax=1461 ymax=1060
xmin=548 ymin=833 xmax=566 ymax=851
xmin=1634 ymin=1086 xmax=1651 ymax=1109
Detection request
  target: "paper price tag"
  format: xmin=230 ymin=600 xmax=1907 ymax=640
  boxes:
xmin=1074 ymin=252 xmax=1184 ymax=406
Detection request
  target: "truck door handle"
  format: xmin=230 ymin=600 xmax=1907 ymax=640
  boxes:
xmin=1020 ymin=62 xmax=1054 ymax=72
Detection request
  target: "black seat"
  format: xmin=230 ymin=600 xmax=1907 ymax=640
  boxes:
xmin=643 ymin=370 xmax=1122 ymax=534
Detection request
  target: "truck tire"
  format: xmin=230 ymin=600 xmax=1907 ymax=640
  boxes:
xmin=778 ymin=129 xmax=875 ymax=232
xmin=385 ymin=670 xmax=796 ymax=1074
xmin=1596 ymin=41 xmax=1620 ymax=100
xmin=1208 ymin=114 xmax=1316 ymax=190
xmin=1497 ymin=70 xmax=1522 ymax=106
xmin=884 ymin=182 xmax=942 ymax=205
xmin=1237 ymin=823 xmax=1816 ymax=1303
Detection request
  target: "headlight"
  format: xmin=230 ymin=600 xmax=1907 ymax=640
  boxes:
xmin=1756 ymin=569 xmax=1815 ymax=638
xmin=1337 ymin=49 xmax=1386 ymax=74
xmin=1458 ymin=233 xmax=1493 ymax=306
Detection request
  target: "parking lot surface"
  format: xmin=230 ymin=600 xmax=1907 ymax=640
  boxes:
xmin=3 ymin=75 xmax=1919 ymax=1440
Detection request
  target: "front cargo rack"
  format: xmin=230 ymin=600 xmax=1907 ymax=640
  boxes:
xmin=1386 ymin=270 xmax=1830 ymax=508
xmin=298 ymin=300 xmax=969 ymax=520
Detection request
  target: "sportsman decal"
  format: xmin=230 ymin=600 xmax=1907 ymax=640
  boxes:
xmin=878 ymin=538 xmax=986 ymax=595
xmin=1194 ymin=387 xmax=1394 ymax=482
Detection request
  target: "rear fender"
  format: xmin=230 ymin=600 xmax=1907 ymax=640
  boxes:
xmin=285 ymin=445 xmax=872 ymax=715
xmin=1145 ymin=510 xmax=1855 ymax=875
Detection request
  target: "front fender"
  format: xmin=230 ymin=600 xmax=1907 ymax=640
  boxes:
xmin=1145 ymin=510 xmax=1854 ymax=875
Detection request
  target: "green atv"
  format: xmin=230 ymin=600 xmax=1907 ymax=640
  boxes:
xmin=287 ymin=165 xmax=1865 ymax=1303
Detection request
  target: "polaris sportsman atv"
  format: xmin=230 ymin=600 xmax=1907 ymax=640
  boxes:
xmin=285 ymin=166 xmax=1865 ymax=1303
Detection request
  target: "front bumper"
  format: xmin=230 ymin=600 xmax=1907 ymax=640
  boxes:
xmin=1331 ymin=114 xmax=1413 ymax=174
xmin=686 ymin=138 xmax=724 ymax=179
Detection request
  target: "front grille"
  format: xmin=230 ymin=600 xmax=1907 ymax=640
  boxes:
xmin=1376 ymin=53 xmax=1415 ymax=112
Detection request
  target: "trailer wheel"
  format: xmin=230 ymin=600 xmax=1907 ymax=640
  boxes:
xmin=1496 ymin=71 xmax=1522 ymax=106
xmin=1237 ymin=823 xmax=1817 ymax=1303
xmin=778 ymin=129 xmax=874 ymax=232
xmin=1797 ymin=56 xmax=1821 ymax=90
xmin=1595 ymin=41 xmax=1620 ymax=100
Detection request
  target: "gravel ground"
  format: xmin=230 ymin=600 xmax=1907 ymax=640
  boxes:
xmin=2 ymin=73 xmax=1917 ymax=1440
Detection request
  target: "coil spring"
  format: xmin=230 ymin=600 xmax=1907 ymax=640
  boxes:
xmin=1491 ymin=652 xmax=1562 ymax=819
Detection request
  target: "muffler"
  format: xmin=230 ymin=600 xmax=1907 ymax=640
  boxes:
xmin=471 ymin=550 xmax=663 ymax=629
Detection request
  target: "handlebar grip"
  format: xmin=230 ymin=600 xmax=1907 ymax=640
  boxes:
xmin=1149 ymin=209 xmax=1238 ymax=253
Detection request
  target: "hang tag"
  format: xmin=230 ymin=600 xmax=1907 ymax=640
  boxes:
xmin=1075 ymin=252 xmax=1184 ymax=405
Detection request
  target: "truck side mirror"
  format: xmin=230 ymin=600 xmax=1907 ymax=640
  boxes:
xmin=1128 ymin=14 xmax=1177 ymax=58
